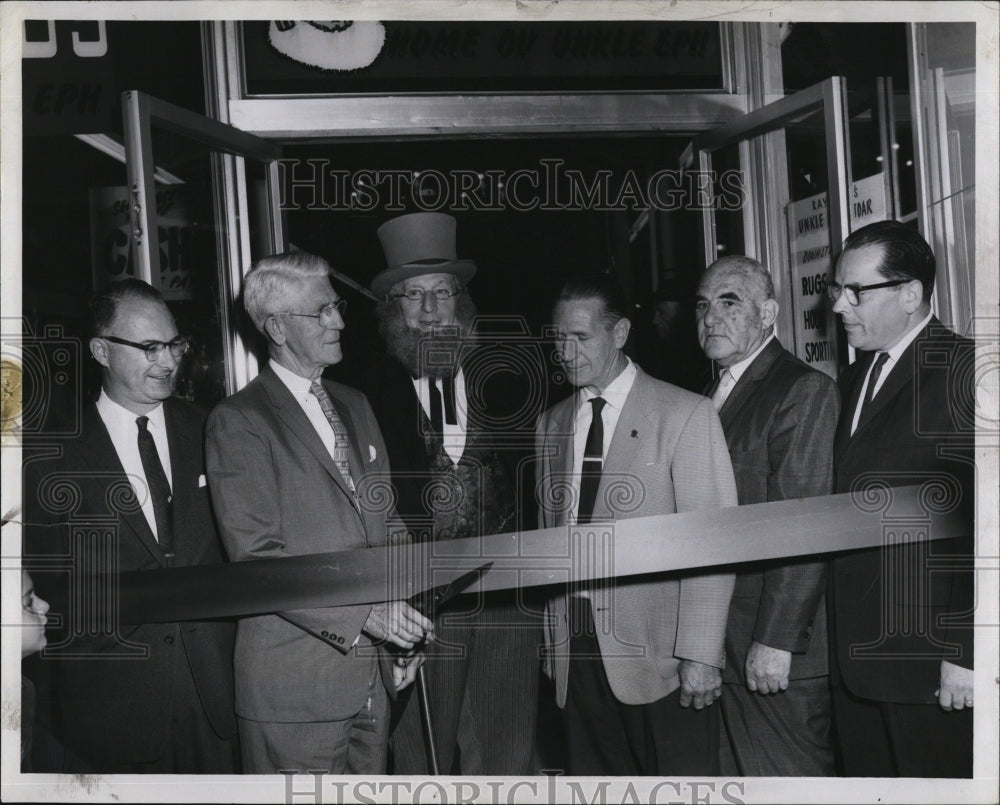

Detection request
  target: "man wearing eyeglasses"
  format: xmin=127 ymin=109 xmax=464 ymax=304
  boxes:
xmin=205 ymin=251 xmax=432 ymax=775
xmin=361 ymin=213 xmax=542 ymax=775
xmin=826 ymin=220 xmax=975 ymax=777
xmin=23 ymin=278 xmax=238 ymax=773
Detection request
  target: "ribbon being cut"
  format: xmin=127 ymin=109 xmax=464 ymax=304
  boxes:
xmin=89 ymin=482 xmax=972 ymax=626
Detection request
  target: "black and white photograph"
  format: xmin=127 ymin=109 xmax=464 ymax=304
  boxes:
xmin=2 ymin=1 xmax=997 ymax=802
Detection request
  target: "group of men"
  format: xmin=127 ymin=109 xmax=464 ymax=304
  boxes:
xmin=24 ymin=214 xmax=975 ymax=778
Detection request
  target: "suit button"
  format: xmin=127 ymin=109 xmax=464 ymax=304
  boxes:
xmin=164 ymin=635 xmax=174 ymax=645
xmin=321 ymin=630 xmax=329 ymax=637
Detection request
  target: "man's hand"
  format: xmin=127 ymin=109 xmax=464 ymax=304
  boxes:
xmin=745 ymin=641 xmax=792 ymax=695
xmin=936 ymin=660 xmax=974 ymax=711
xmin=678 ymin=660 xmax=722 ymax=709
xmin=392 ymin=652 xmax=425 ymax=691
xmin=363 ymin=601 xmax=434 ymax=650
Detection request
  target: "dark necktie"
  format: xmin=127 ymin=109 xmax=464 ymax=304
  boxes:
xmin=427 ymin=377 xmax=458 ymax=436
xmin=577 ymin=397 xmax=606 ymax=525
xmin=309 ymin=381 xmax=357 ymax=492
xmin=862 ymin=352 xmax=890 ymax=412
xmin=136 ymin=416 xmax=174 ymax=558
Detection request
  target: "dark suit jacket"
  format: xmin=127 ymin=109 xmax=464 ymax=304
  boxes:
xmin=360 ymin=347 xmax=539 ymax=536
xmin=713 ymin=338 xmax=839 ymax=684
xmin=205 ymin=364 xmax=402 ymax=723
xmin=24 ymin=398 xmax=236 ymax=767
xmin=830 ymin=318 xmax=975 ymax=703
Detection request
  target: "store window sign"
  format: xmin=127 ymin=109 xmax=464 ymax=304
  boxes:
xmin=22 ymin=20 xmax=116 ymax=135
xmin=89 ymin=187 xmax=195 ymax=301
xmin=786 ymin=173 xmax=888 ymax=378
xmin=243 ymin=21 xmax=723 ymax=94
xmin=268 ymin=21 xmax=386 ymax=70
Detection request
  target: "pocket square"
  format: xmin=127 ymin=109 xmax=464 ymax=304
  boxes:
xmin=369 ymin=445 xmax=377 ymax=462
xmin=198 ymin=474 xmax=207 ymax=488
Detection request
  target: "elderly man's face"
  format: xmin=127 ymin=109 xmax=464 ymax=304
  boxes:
xmin=696 ymin=267 xmax=773 ymax=368
xmin=95 ymin=298 xmax=180 ymax=414
xmin=396 ymin=273 xmax=459 ymax=331
xmin=276 ymin=276 xmax=345 ymax=376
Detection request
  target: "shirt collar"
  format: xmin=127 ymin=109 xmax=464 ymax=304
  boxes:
xmin=883 ymin=310 xmax=933 ymax=364
xmin=726 ymin=333 xmax=775 ymax=385
xmin=270 ymin=358 xmax=316 ymax=397
xmin=96 ymin=388 xmax=166 ymax=430
xmin=579 ymin=357 xmax=638 ymax=412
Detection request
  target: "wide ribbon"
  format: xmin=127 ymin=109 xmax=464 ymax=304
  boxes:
xmin=115 ymin=484 xmax=970 ymax=623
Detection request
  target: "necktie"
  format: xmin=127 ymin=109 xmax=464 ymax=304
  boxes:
xmin=136 ymin=416 xmax=174 ymax=557
xmin=862 ymin=352 xmax=890 ymax=411
xmin=427 ymin=377 xmax=458 ymax=436
xmin=309 ymin=381 xmax=356 ymax=493
xmin=711 ymin=368 xmax=736 ymax=411
xmin=577 ymin=397 xmax=606 ymax=525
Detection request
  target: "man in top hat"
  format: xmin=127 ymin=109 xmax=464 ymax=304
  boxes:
xmin=361 ymin=212 xmax=543 ymax=775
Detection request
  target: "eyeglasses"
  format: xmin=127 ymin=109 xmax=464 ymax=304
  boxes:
xmin=389 ymin=288 xmax=462 ymax=303
xmin=273 ymin=299 xmax=347 ymax=325
xmin=102 ymin=335 xmax=193 ymax=362
xmin=825 ymin=279 xmax=908 ymax=306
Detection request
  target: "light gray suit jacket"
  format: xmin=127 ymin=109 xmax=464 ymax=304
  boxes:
xmin=206 ymin=365 xmax=402 ymax=723
xmin=536 ymin=367 xmax=738 ymax=707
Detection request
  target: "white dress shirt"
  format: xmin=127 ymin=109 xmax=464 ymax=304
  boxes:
xmin=850 ymin=311 xmax=932 ymax=435
xmin=570 ymin=358 xmax=639 ymax=524
xmin=96 ymin=389 xmax=172 ymax=541
xmin=411 ymin=370 xmax=469 ymax=464
xmin=712 ymin=333 xmax=775 ymax=410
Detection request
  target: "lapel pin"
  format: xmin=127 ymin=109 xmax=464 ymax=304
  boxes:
xmin=631 ymin=430 xmax=638 ymax=438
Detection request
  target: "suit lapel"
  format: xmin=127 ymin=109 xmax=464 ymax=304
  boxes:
xmin=602 ymin=379 xmax=644 ymax=481
xmin=79 ymin=406 xmax=169 ymax=567
xmin=854 ymin=342 xmax=915 ymax=436
xmin=717 ymin=338 xmax=783 ymax=430
xmin=834 ymin=353 xmax=868 ymax=455
xmin=260 ymin=368 xmax=356 ymax=503
xmin=546 ymin=396 xmax=576 ymax=526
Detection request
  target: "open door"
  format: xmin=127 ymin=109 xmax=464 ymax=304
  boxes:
xmin=681 ymin=77 xmax=866 ymax=378
xmin=121 ymin=90 xmax=284 ymax=398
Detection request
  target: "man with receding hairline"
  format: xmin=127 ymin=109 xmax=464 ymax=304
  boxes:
xmin=24 ymin=278 xmax=238 ymax=773
xmin=536 ymin=274 xmax=737 ymax=776
xmin=696 ymin=255 xmax=837 ymax=776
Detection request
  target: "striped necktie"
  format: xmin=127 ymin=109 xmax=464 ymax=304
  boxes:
xmin=309 ymin=381 xmax=356 ymax=492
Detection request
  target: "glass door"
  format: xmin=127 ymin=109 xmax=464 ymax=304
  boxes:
xmin=682 ymin=77 xmax=856 ymax=377
xmin=121 ymin=90 xmax=284 ymax=399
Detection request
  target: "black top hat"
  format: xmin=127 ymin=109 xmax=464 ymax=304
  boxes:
xmin=371 ymin=212 xmax=477 ymax=298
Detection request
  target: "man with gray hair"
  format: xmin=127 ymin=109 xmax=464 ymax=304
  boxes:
xmin=206 ymin=251 xmax=433 ymax=774
xmin=695 ymin=255 xmax=838 ymax=775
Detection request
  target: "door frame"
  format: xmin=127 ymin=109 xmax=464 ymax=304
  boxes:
xmin=121 ymin=89 xmax=285 ymax=393
xmin=680 ymin=76 xmax=853 ymax=363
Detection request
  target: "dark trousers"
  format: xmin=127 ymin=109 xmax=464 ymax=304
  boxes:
xmin=390 ymin=593 xmax=541 ymax=775
xmin=62 ymin=647 xmax=238 ymax=774
xmin=831 ymin=684 xmax=973 ymax=777
xmin=562 ymin=599 xmax=719 ymax=777
xmin=720 ymin=676 xmax=835 ymax=776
